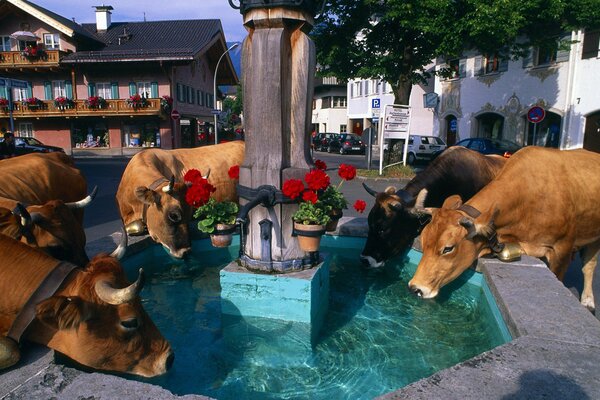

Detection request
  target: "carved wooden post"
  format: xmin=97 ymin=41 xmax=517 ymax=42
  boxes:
xmin=236 ymin=2 xmax=319 ymax=272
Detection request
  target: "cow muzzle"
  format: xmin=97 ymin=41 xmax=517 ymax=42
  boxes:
xmin=360 ymin=254 xmax=384 ymax=269
xmin=164 ymin=245 xmax=191 ymax=259
xmin=408 ymin=282 xmax=437 ymax=299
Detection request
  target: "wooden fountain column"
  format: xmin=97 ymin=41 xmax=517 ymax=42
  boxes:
xmin=239 ymin=7 xmax=315 ymax=267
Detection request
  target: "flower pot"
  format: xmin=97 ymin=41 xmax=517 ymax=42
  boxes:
xmin=325 ymin=209 xmax=343 ymax=232
xmin=209 ymin=223 xmax=236 ymax=247
xmin=294 ymin=222 xmax=326 ymax=252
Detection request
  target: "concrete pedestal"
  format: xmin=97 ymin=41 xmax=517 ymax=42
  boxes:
xmin=220 ymin=255 xmax=330 ymax=341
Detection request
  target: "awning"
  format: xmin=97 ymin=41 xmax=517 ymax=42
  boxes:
xmin=9 ymin=31 xmax=39 ymax=42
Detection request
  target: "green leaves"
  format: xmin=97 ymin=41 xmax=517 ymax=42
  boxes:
xmin=292 ymin=202 xmax=331 ymax=226
xmin=194 ymin=198 xmax=239 ymax=234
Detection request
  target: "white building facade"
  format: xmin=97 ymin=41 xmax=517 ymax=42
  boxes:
xmin=311 ymin=77 xmax=348 ymax=134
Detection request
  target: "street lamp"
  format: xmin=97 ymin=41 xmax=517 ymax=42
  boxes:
xmin=213 ymin=42 xmax=239 ymax=145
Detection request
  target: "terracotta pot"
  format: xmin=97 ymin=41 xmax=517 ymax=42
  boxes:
xmin=210 ymin=223 xmax=235 ymax=248
xmin=294 ymin=222 xmax=325 ymax=252
xmin=325 ymin=209 xmax=343 ymax=232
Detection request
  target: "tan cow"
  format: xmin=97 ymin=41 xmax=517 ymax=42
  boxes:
xmin=409 ymin=147 xmax=600 ymax=312
xmin=0 ymin=234 xmax=173 ymax=376
xmin=116 ymin=141 xmax=244 ymax=258
xmin=0 ymin=152 xmax=92 ymax=265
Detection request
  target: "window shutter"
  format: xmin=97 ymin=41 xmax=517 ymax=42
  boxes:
xmin=498 ymin=57 xmax=509 ymax=72
xmin=522 ymin=48 xmax=534 ymax=68
xmin=44 ymin=81 xmax=52 ymax=100
xmin=199 ymin=90 xmax=204 ymax=106
xmin=556 ymin=33 xmax=572 ymax=63
xmin=64 ymin=80 xmax=73 ymax=99
xmin=458 ymin=59 xmax=467 ymax=78
xmin=150 ymin=81 xmax=158 ymax=98
xmin=111 ymin=82 xmax=119 ymax=99
xmin=582 ymin=30 xmax=600 ymax=59
xmin=128 ymin=82 xmax=137 ymax=96
xmin=197 ymin=90 xmax=201 ymax=105
xmin=474 ymin=56 xmax=484 ymax=76
xmin=26 ymin=82 xmax=33 ymax=98
xmin=87 ymin=83 xmax=96 ymax=97
xmin=0 ymin=86 xmax=7 ymax=98
xmin=190 ymin=88 xmax=195 ymax=104
xmin=176 ymin=83 xmax=182 ymax=102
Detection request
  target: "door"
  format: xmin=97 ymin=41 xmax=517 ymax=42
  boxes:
xmin=584 ymin=111 xmax=600 ymax=153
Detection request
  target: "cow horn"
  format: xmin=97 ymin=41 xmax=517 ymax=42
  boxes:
xmin=94 ymin=268 xmax=145 ymax=305
xmin=413 ymin=189 xmax=428 ymax=210
xmin=162 ymin=175 xmax=175 ymax=194
xmin=12 ymin=203 xmax=32 ymax=228
xmin=459 ymin=217 xmax=477 ymax=240
xmin=109 ymin=226 xmax=128 ymax=260
xmin=203 ymin=168 xmax=211 ymax=179
xmin=362 ymin=182 xmax=379 ymax=197
xmin=66 ymin=186 xmax=98 ymax=209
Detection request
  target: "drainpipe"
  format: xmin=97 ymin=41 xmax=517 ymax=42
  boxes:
xmin=71 ymin=68 xmax=77 ymax=100
xmin=562 ymin=30 xmax=581 ymax=149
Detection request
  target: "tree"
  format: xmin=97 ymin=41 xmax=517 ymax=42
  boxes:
xmin=312 ymin=0 xmax=600 ymax=105
xmin=221 ymin=84 xmax=243 ymax=133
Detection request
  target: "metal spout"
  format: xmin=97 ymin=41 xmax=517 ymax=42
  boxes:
xmin=236 ymin=185 xmax=280 ymax=224
xmin=496 ymin=242 xmax=523 ymax=262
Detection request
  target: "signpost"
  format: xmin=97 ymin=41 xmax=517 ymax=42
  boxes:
xmin=379 ymin=104 xmax=411 ymax=175
xmin=0 ymin=77 xmax=28 ymax=134
xmin=170 ymin=109 xmax=180 ymax=120
xmin=527 ymin=106 xmax=545 ymax=145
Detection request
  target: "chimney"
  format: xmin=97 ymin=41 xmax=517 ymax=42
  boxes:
xmin=94 ymin=5 xmax=113 ymax=31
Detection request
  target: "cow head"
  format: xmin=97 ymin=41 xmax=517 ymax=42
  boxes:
xmin=33 ymin=256 xmax=173 ymax=377
xmin=360 ymin=184 xmax=430 ymax=268
xmin=135 ymin=177 xmax=191 ymax=258
xmin=408 ymin=195 xmax=495 ymax=298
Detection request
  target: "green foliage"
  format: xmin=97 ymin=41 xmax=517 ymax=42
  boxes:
xmin=320 ymin=185 xmax=348 ymax=211
xmin=292 ymin=202 xmax=331 ymax=226
xmin=193 ymin=198 xmax=239 ymax=234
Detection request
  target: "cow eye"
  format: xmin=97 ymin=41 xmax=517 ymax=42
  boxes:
xmin=120 ymin=317 xmax=139 ymax=331
xmin=442 ymin=246 xmax=455 ymax=255
xmin=168 ymin=211 xmax=182 ymax=223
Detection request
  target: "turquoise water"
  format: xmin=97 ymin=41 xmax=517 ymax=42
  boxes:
xmin=125 ymin=236 xmax=510 ymax=399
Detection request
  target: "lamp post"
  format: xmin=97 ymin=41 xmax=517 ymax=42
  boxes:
xmin=213 ymin=42 xmax=239 ymax=145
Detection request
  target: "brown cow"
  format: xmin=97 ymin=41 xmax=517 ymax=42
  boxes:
xmin=0 ymin=234 xmax=173 ymax=377
xmin=116 ymin=141 xmax=244 ymax=258
xmin=409 ymin=147 xmax=600 ymax=312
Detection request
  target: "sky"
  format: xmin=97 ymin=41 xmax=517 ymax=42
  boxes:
xmin=34 ymin=0 xmax=248 ymax=42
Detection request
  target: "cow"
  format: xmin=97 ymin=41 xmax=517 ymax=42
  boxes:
xmin=0 ymin=233 xmax=173 ymax=377
xmin=116 ymin=141 xmax=245 ymax=258
xmin=0 ymin=153 xmax=94 ymax=265
xmin=361 ymin=146 xmax=507 ymax=268
xmin=408 ymin=147 xmax=600 ymax=312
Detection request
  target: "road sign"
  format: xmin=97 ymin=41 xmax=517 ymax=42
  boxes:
xmin=170 ymin=109 xmax=180 ymax=120
xmin=372 ymin=116 xmax=379 ymax=123
xmin=527 ymin=106 xmax=545 ymax=124
xmin=372 ymin=98 xmax=381 ymax=109
xmin=211 ymin=109 xmax=221 ymax=115
xmin=379 ymin=104 xmax=412 ymax=173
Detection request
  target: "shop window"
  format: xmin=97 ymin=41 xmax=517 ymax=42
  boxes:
xmin=72 ymin=121 xmax=110 ymax=148
xmin=476 ymin=113 xmax=504 ymax=140
xmin=123 ymin=121 xmax=161 ymax=148
xmin=524 ymin=111 xmax=562 ymax=148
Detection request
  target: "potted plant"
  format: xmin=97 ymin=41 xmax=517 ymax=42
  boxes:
xmin=127 ymin=94 xmax=148 ymax=109
xmin=23 ymin=97 xmax=43 ymax=109
xmin=160 ymin=95 xmax=173 ymax=112
xmin=53 ymin=96 xmax=74 ymax=110
xmin=21 ymin=45 xmax=45 ymax=59
xmin=314 ymin=160 xmax=358 ymax=231
xmin=0 ymin=98 xmax=9 ymax=111
xmin=185 ymin=165 xmax=240 ymax=247
xmin=85 ymin=96 xmax=107 ymax=109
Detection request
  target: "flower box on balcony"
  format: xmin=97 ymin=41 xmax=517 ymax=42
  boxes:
xmin=85 ymin=96 xmax=107 ymax=109
xmin=53 ymin=96 xmax=74 ymax=110
xmin=21 ymin=46 xmax=46 ymax=60
xmin=127 ymin=94 xmax=149 ymax=109
xmin=22 ymin=97 xmax=43 ymax=109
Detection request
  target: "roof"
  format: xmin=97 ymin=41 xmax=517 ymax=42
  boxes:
xmin=62 ymin=20 xmax=222 ymax=63
xmin=7 ymin=0 xmax=102 ymax=43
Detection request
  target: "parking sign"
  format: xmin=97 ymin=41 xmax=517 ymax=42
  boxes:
xmin=372 ymin=98 xmax=380 ymax=109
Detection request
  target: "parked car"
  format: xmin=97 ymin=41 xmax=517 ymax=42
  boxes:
xmin=327 ymin=133 xmax=366 ymax=155
xmin=405 ymin=134 xmax=447 ymax=164
xmin=454 ymin=137 xmax=522 ymax=157
xmin=0 ymin=136 xmax=64 ymax=156
xmin=312 ymin=132 xmax=336 ymax=152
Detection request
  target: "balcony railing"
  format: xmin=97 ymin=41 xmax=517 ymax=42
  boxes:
xmin=0 ymin=98 xmax=164 ymax=118
xmin=0 ymin=50 xmax=66 ymax=67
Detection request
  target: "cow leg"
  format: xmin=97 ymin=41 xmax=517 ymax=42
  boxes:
xmin=580 ymin=240 xmax=600 ymax=313
xmin=0 ymin=336 xmax=20 ymax=369
xmin=545 ymin=241 xmax=574 ymax=281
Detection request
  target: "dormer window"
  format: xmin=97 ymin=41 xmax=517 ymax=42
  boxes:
xmin=43 ymin=33 xmax=60 ymax=50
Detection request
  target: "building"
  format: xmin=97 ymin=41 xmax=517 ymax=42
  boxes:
xmin=0 ymin=0 xmax=237 ymax=155
xmin=311 ymin=76 xmax=348 ymax=134
xmin=433 ymin=29 xmax=600 ymax=152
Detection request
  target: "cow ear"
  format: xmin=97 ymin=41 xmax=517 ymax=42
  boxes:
xmin=442 ymin=195 xmax=463 ymax=210
xmin=384 ymin=186 xmax=397 ymax=194
xmin=35 ymin=296 xmax=90 ymax=330
xmin=135 ymin=187 xmax=159 ymax=205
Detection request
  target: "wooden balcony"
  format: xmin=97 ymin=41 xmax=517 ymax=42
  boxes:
xmin=0 ymin=98 xmax=164 ymax=118
xmin=0 ymin=50 xmax=66 ymax=68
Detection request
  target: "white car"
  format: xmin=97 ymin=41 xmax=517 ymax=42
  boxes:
xmin=406 ymin=135 xmax=447 ymax=164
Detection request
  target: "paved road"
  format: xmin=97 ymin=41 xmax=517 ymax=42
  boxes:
xmin=75 ymin=151 xmax=599 ymax=320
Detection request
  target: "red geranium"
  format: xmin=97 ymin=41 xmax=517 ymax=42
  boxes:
xmin=184 ymin=169 xmax=204 ymax=185
xmin=302 ymin=190 xmax=318 ymax=204
xmin=228 ymin=165 xmax=240 ymax=180
xmin=338 ymin=164 xmax=356 ymax=181
xmin=353 ymin=199 xmax=367 ymax=213
xmin=304 ymin=169 xmax=330 ymax=191
xmin=282 ymin=179 xmax=305 ymax=200
xmin=314 ymin=159 xmax=327 ymax=170
xmin=185 ymin=179 xmax=216 ymax=208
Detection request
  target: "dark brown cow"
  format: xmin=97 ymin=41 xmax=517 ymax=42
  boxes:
xmin=0 ymin=234 xmax=173 ymax=376
xmin=116 ymin=141 xmax=244 ymax=258
xmin=409 ymin=147 xmax=600 ymax=312
xmin=361 ymin=146 xmax=507 ymax=268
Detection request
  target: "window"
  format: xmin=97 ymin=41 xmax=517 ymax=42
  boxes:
xmin=52 ymin=81 xmax=66 ymax=98
xmin=474 ymin=54 xmax=508 ymax=75
xmin=123 ymin=121 xmax=161 ymax=148
xmin=43 ymin=33 xmax=60 ymax=50
xmin=351 ymin=81 xmax=363 ymax=97
xmin=137 ymin=82 xmax=151 ymax=98
xmin=96 ymin=82 xmax=112 ymax=99
xmin=582 ymin=29 xmax=600 ymax=59
xmin=443 ymin=58 xmax=466 ymax=79
xmin=333 ymin=96 xmax=347 ymax=108
xmin=18 ymin=122 xmax=33 ymax=137
xmin=340 ymin=124 xmax=347 ymax=133
xmin=1 ymin=36 xmax=10 ymax=51
xmin=369 ymin=79 xmax=378 ymax=94
xmin=13 ymin=87 xmax=28 ymax=101
xmin=322 ymin=97 xmax=331 ymax=109
xmin=523 ymin=34 xmax=571 ymax=68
